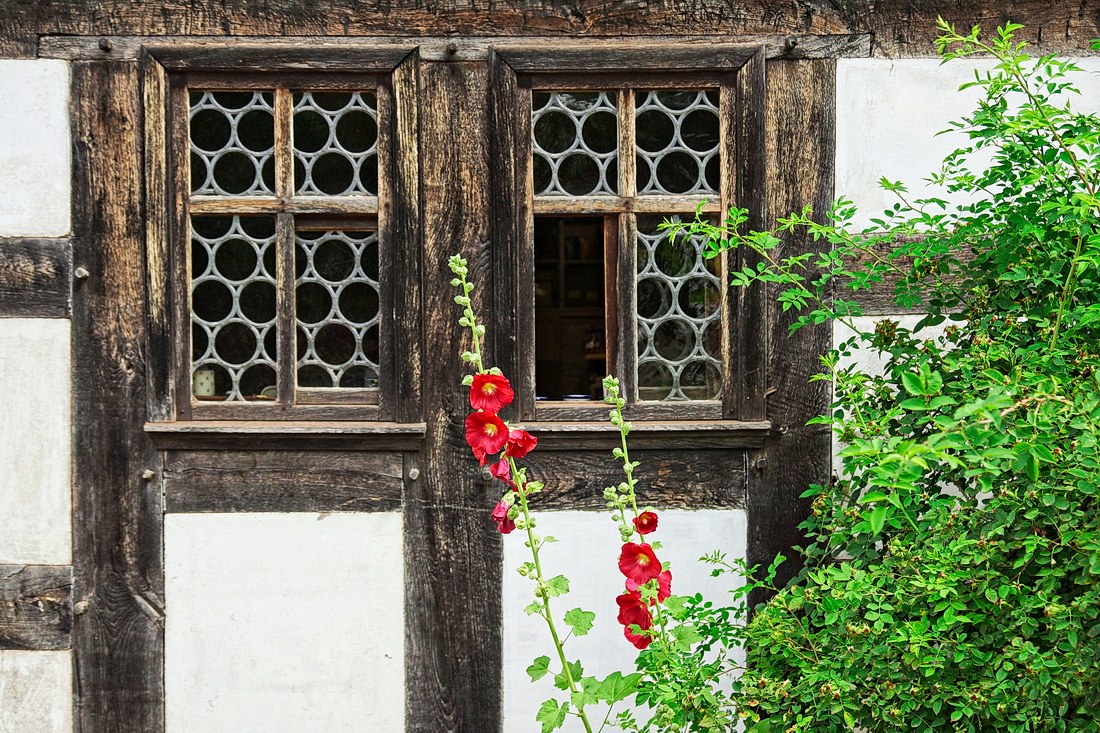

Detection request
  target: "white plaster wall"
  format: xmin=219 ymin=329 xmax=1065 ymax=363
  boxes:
xmin=0 ymin=319 xmax=72 ymax=565
xmin=504 ymin=509 xmax=747 ymax=731
xmin=165 ymin=512 xmax=404 ymax=733
xmin=836 ymin=58 xmax=1100 ymax=230
xmin=0 ymin=61 xmax=70 ymax=238
xmin=0 ymin=651 xmax=72 ymax=733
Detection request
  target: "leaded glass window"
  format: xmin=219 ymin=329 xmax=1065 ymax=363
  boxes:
xmin=184 ymin=81 xmax=386 ymax=414
xmin=529 ymin=84 xmax=727 ymax=410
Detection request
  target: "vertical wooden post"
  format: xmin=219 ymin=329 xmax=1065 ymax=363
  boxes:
xmin=747 ymin=59 xmax=835 ymax=607
xmin=70 ymin=60 xmax=165 ymax=731
xmin=404 ymin=59 xmax=503 ymax=732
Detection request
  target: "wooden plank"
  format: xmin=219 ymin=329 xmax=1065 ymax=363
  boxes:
xmin=148 ymin=43 xmax=415 ymax=71
xmin=168 ymin=79 xmax=193 ymax=419
xmin=405 ymin=60 xmax=501 ymax=733
xmin=512 ymin=420 xmax=770 ymax=450
xmin=747 ymin=59 xmax=836 ymax=609
xmin=163 ymin=450 xmax=404 ymax=512
xmin=730 ymin=49 xmax=768 ymax=420
xmin=0 ymin=565 xmax=72 ymax=651
xmin=0 ymin=238 xmax=71 ymax=318
xmin=143 ymin=52 xmax=175 ymax=421
xmin=70 ymin=61 xmax=164 ymax=731
xmin=521 ymin=449 xmax=748 ymax=510
xmin=187 ymin=195 xmax=379 ymax=214
xmin=500 ymin=45 xmax=753 ymax=72
xmin=533 ymin=399 xmax=723 ymax=422
xmin=38 ymin=34 xmax=874 ymax=63
xmin=145 ymin=420 xmax=425 ymax=450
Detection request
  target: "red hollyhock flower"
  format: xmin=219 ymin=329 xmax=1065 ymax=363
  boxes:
xmin=632 ymin=511 xmax=659 ymax=535
xmin=616 ymin=588 xmax=654 ymax=649
xmin=488 ymin=459 xmax=513 ymax=486
xmin=618 ymin=542 xmax=662 ymax=585
xmin=466 ymin=411 xmax=509 ymax=455
xmin=657 ymin=570 xmax=672 ymax=602
xmin=491 ymin=499 xmax=515 ymax=534
xmin=471 ymin=445 xmax=489 ymax=466
xmin=470 ymin=374 xmax=514 ymax=413
xmin=504 ymin=428 xmax=538 ymax=458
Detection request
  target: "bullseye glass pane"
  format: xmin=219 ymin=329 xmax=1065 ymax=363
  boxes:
xmin=635 ymin=90 xmax=719 ymax=195
xmin=532 ymin=91 xmax=618 ymax=196
xmin=294 ymin=92 xmax=378 ymax=196
xmin=189 ymin=91 xmax=275 ymax=195
xmin=296 ymin=230 xmax=380 ymax=389
xmin=636 ymin=215 xmax=722 ymax=401
xmin=191 ymin=215 xmax=277 ymax=400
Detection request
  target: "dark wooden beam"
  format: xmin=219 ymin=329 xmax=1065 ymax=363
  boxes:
xmin=747 ymin=59 xmax=837 ymax=608
xmin=405 ymin=58 xmax=502 ymax=733
xmin=522 ymin=449 xmax=748 ymax=510
xmin=0 ymin=565 xmax=72 ymax=651
xmin=70 ymin=60 xmax=164 ymax=731
xmin=163 ymin=450 xmax=405 ymax=513
xmin=144 ymin=420 xmax=426 ymax=451
xmin=7 ymin=2 xmax=1098 ymax=59
xmin=0 ymin=238 xmax=71 ymax=318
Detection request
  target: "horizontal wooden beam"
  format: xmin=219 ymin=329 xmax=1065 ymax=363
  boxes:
xmin=521 ymin=448 xmax=748 ymax=509
xmin=39 ymin=34 xmax=872 ymax=63
xmin=163 ymin=449 xmax=405 ymax=512
xmin=513 ymin=420 xmax=771 ymax=450
xmin=0 ymin=238 xmax=71 ymax=318
xmin=145 ymin=420 xmax=426 ymax=450
xmin=0 ymin=565 xmax=72 ymax=651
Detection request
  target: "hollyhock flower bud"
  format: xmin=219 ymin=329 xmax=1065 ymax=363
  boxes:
xmin=470 ymin=374 xmax=514 ymax=413
xmin=633 ymin=511 xmax=659 ymax=535
xmin=504 ymin=428 xmax=538 ymax=458
xmin=491 ymin=499 xmax=515 ymax=534
xmin=618 ymin=542 xmax=662 ymax=585
xmin=466 ymin=411 xmax=509 ymax=455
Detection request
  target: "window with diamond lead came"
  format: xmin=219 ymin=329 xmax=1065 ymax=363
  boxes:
xmin=529 ymin=86 xmax=726 ymax=410
xmin=183 ymin=82 xmax=388 ymax=416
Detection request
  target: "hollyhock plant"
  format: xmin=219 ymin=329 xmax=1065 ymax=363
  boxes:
xmin=470 ymin=373 xmax=514 ymax=412
xmin=504 ymin=428 xmax=538 ymax=458
xmin=633 ymin=511 xmax=659 ymax=535
xmin=619 ymin=542 xmax=663 ymax=585
xmin=465 ymin=411 xmax=508 ymax=455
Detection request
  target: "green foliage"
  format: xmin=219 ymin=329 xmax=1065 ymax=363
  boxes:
xmin=678 ymin=20 xmax=1100 ymax=732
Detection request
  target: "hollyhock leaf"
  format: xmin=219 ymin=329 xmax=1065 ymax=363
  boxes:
xmin=470 ymin=373 xmax=514 ymax=412
xmin=541 ymin=535 xmax=558 ymax=543
xmin=545 ymin=575 xmax=570 ymax=597
xmin=618 ymin=542 xmax=662 ymax=585
xmin=553 ymin=660 xmax=583 ymax=690
xmin=633 ymin=511 xmax=659 ymax=535
xmin=597 ymin=672 xmax=643 ymax=703
xmin=571 ymin=681 xmax=598 ymax=710
xmin=527 ymin=655 xmax=550 ymax=682
xmin=564 ymin=608 xmax=596 ymax=636
xmin=504 ymin=428 xmax=538 ymax=458
xmin=671 ymin=624 xmax=703 ymax=649
xmin=465 ymin=411 xmax=509 ymax=454
xmin=536 ymin=699 xmax=569 ymax=733
xmin=524 ymin=600 xmax=544 ymax=616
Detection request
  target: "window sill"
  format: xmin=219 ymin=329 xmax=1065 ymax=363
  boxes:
xmin=512 ymin=420 xmax=771 ymax=450
xmin=145 ymin=421 xmax=426 ymax=451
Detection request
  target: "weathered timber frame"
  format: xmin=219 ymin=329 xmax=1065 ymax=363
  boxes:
xmin=0 ymin=31 xmax=848 ymax=733
xmin=489 ymin=46 xmax=768 ymax=425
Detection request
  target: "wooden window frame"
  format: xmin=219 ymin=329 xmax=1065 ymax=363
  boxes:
xmin=489 ymin=46 xmax=768 ymax=424
xmin=144 ymin=46 xmax=422 ymax=424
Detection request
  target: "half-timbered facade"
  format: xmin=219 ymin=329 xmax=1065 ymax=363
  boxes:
xmin=1 ymin=3 xmax=1099 ymax=731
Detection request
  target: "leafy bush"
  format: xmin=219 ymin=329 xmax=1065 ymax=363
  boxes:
xmin=685 ymin=21 xmax=1100 ymax=732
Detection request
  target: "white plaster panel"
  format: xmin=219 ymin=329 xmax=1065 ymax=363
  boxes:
xmin=165 ymin=513 xmax=404 ymax=733
xmin=0 ymin=61 xmax=70 ymax=237
xmin=0 ymin=319 xmax=71 ymax=566
xmin=0 ymin=651 xmax=73 ymax=733
xmin=835 ymin=58 xmax=1100 ymax=230
xmin=504 ymin=509 xmax=747 ymax=731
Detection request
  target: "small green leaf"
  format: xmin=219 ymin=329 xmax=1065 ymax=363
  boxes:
xmin=535 ymin=699 xmax=569 ymax=733
xmin=868 ymin=505 xmax=889 ymax=535
xmin=564 ymin=608 xmax=596 ymax=637
xmin=554 ymin=660 xmax=583 ymax=690
xmin=597 ymin=671 xmax=642 ymax=703
xmin=544 ymin=575 xmax=570 ymax=597
xmin=526 ymin=656 xmax=550 ymax=682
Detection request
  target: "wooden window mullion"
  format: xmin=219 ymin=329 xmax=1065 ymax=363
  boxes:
xmin=275 ymin=212 xmax=296 ymax=405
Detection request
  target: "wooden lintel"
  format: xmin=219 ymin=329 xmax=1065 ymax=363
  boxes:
xmin=0 ymin=565 xmax=72 ymax=651
xmin=39 ymin=34 xmax=873 ymax=63
xmin=513 ymin=420 xmax=772 ymax=450
xmin=145 ymin=420 xmax=426 ymax=450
